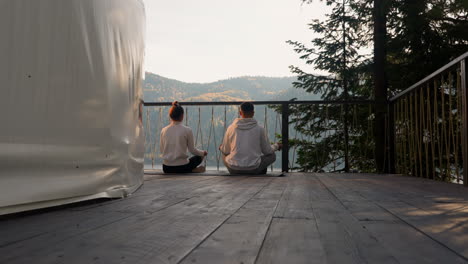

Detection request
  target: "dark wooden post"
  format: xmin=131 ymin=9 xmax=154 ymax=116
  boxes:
xmin=342 ymin=0 xmax=350 ymax=172
xmin=281 ymin=103 xmax=289 ymax=172
xmin=373 ymin=0 xmax=388 ymax=173
xmin=461 ymin=59 xmax=468 ymax=186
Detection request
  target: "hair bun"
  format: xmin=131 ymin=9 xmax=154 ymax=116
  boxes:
xmin=172 ymin=101 xmax=179 ymax=106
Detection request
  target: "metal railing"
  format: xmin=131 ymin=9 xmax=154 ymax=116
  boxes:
xmin=143 ymin=100 xmax=375 ymax=173
xmin=389 ymin=51 xmax=468 ymax=185
xmin=141 ymin=52 xmax=467 ymax=184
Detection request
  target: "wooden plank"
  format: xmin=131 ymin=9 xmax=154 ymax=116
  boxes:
xmin=0 ymin=176 xmax=224 ymax=247
xmin=274 ymin=174 xmax=329 ymax=220
xmin=67 ymin=175 xmax=221 ymax=212
xmin=253 ymin=174 xmax=327 ymax=263
xmin=180 ymin=177 xmax=286 ymax=264
xmin=0 ymin=177 xmax=270 ymax=264
xmin=315 ymin=174 xmax=398 ymax=222
xmin=311 ymin=201 xmax=398 ymax=264
xmin=322 ymin=173 xmax=468 ymax=261
xmin=135 ymin=177 xmax=274 ymax=264
xmin=0 ymin=210 xmax=132 ymax=248
xmin=0 ymin=176 xmax=231 ymax=262
xmin=319 ymin=173 xmax=468 ymax=216
xmin=311 ymin=174 xmax=399 ymax=264
xmin=73 ymin=176 xmax=228 ymax=213
xmin=256 ymin=218 xmax=326 ymax=264
xmin=341 ymin=201 xmax=398 ymax=222
xmin=271 ymin=173 xmax=397 ymax=264
xmin=340 ymin=173 xmax=468 ymax=201
xmin=2 ymin=173 xmax=468 ymax=264
xmin=314 ymin=174 xmax=369 ymax=202
xmin=378 ymin=201 xmax=468 ymax=260
xmin=364 ymin=222 xmax=467 ymax=263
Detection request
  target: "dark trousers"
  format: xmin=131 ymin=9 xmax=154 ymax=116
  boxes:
xmin=163 ymin=156 xmax=203 ymax=173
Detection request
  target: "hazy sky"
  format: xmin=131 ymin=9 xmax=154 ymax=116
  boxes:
xmin=143 ymin=0 xmax=330 ymax=83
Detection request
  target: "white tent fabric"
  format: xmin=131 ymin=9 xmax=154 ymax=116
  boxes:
xmin=0 ymin=0 xmax=146 ymax=215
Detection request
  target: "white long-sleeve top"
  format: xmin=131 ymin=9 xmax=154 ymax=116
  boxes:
xmin=220 ymin=118 xmax=279 ymax=170
xmin=160 ymin=121 xmax=205 ymax=166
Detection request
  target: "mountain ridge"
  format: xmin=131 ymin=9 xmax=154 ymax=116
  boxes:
xmin=143 ymin=72 xmax=319 ymax=102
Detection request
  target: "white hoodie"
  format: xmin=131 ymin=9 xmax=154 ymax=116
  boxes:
xmin=220 ymin=118 xmax=278 ymax=170
xmin=160 ymin=121 xmax=205 ymax=166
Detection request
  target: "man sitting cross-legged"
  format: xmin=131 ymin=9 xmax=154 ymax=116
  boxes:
xmin=220 ymin=102 xmax=282 ymax=175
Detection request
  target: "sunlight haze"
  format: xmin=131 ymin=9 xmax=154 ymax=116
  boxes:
xmin=144 ymin=0 xmax=330 ymax=83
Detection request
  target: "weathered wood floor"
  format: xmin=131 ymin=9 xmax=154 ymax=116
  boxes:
xmin=1 ymin=173 xmax=468 ymax=264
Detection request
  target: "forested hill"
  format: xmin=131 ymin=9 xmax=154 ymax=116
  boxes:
xmin=143 ymin=72 xmax=319 ymax=102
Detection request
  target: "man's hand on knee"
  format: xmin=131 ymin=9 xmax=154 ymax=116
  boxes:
xmin=276 ymin=143 xmax=283 ymax=151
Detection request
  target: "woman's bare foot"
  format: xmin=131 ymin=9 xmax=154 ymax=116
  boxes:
xmin=192 ymin=166 xmax=206 ymax=173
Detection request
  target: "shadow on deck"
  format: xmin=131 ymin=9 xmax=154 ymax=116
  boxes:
xmin=1 ymin=173 xmax=468 ymax=264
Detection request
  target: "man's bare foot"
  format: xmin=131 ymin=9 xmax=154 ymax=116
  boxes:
xmin=192 ymin=166 xmax=206 ymax=173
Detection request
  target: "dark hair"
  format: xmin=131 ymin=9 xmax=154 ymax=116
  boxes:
xmin=169 ymin=101 xmax=184 ymax=121
xmin=240 ymin=102 xmax=254 ymax=113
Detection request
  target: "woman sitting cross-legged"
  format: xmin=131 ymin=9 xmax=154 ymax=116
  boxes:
xmin=160 ymin=101 xmax=207 ymax=173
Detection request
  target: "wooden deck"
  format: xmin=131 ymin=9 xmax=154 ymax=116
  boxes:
xmin=1 ymin=173 xmax=468 ymax=264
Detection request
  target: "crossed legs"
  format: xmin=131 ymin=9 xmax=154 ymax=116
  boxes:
xmin=223 ymin=153 xmax=276 ymax=175
xmin=163 ymin=156 xmax=203 ymax=173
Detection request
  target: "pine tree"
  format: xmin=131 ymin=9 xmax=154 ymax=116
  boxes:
xmin=386 ymin=0 xmax=468 ymax=92
xmin=287 ymin=0 xmax=467 ymax=172
xmin=286 ymin=0 xmax=375 ymax=172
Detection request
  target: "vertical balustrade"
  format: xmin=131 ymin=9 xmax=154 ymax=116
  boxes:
xmin=141 ymin=100 xmax=381 ymax=174
xmin=141 ymin=53 xmax=466 ymax=182
xmin=461 ymin=59 xmax=468 ymax=186
xmin=390 ymin=52 xmax=468 ymax=185
xmin=281 ymin=103 xmax=289 ymax=172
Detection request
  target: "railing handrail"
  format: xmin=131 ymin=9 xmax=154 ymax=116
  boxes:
xmin=143 ymin=99 xmax=375 ymax=106
xmin=143 ymin=99 xmax=375 ymax=172
xmin=389 ymin=51 xmax=468 ymax=102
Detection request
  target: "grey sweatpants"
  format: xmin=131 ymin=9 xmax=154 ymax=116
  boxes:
xmin=223 ymin=153 xmax=276 ymax=175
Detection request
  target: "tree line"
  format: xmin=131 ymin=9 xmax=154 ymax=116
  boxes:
xmin=287 ymin=0 xmax=468 ymax=173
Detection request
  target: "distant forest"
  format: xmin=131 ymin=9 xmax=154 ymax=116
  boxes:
xmin=143 ymin=72 xmax=320 ymax=102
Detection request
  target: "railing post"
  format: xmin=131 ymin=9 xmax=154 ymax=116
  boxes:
xmin=281 ymin=103 xmax=289 ymax=172
xmin=388 ymin=101 xmax=396 ymax=173
xmin=343 ymin=103 xmax=350 ymax=172
xmin=461 ymin=59 xmax=468 ymax=186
